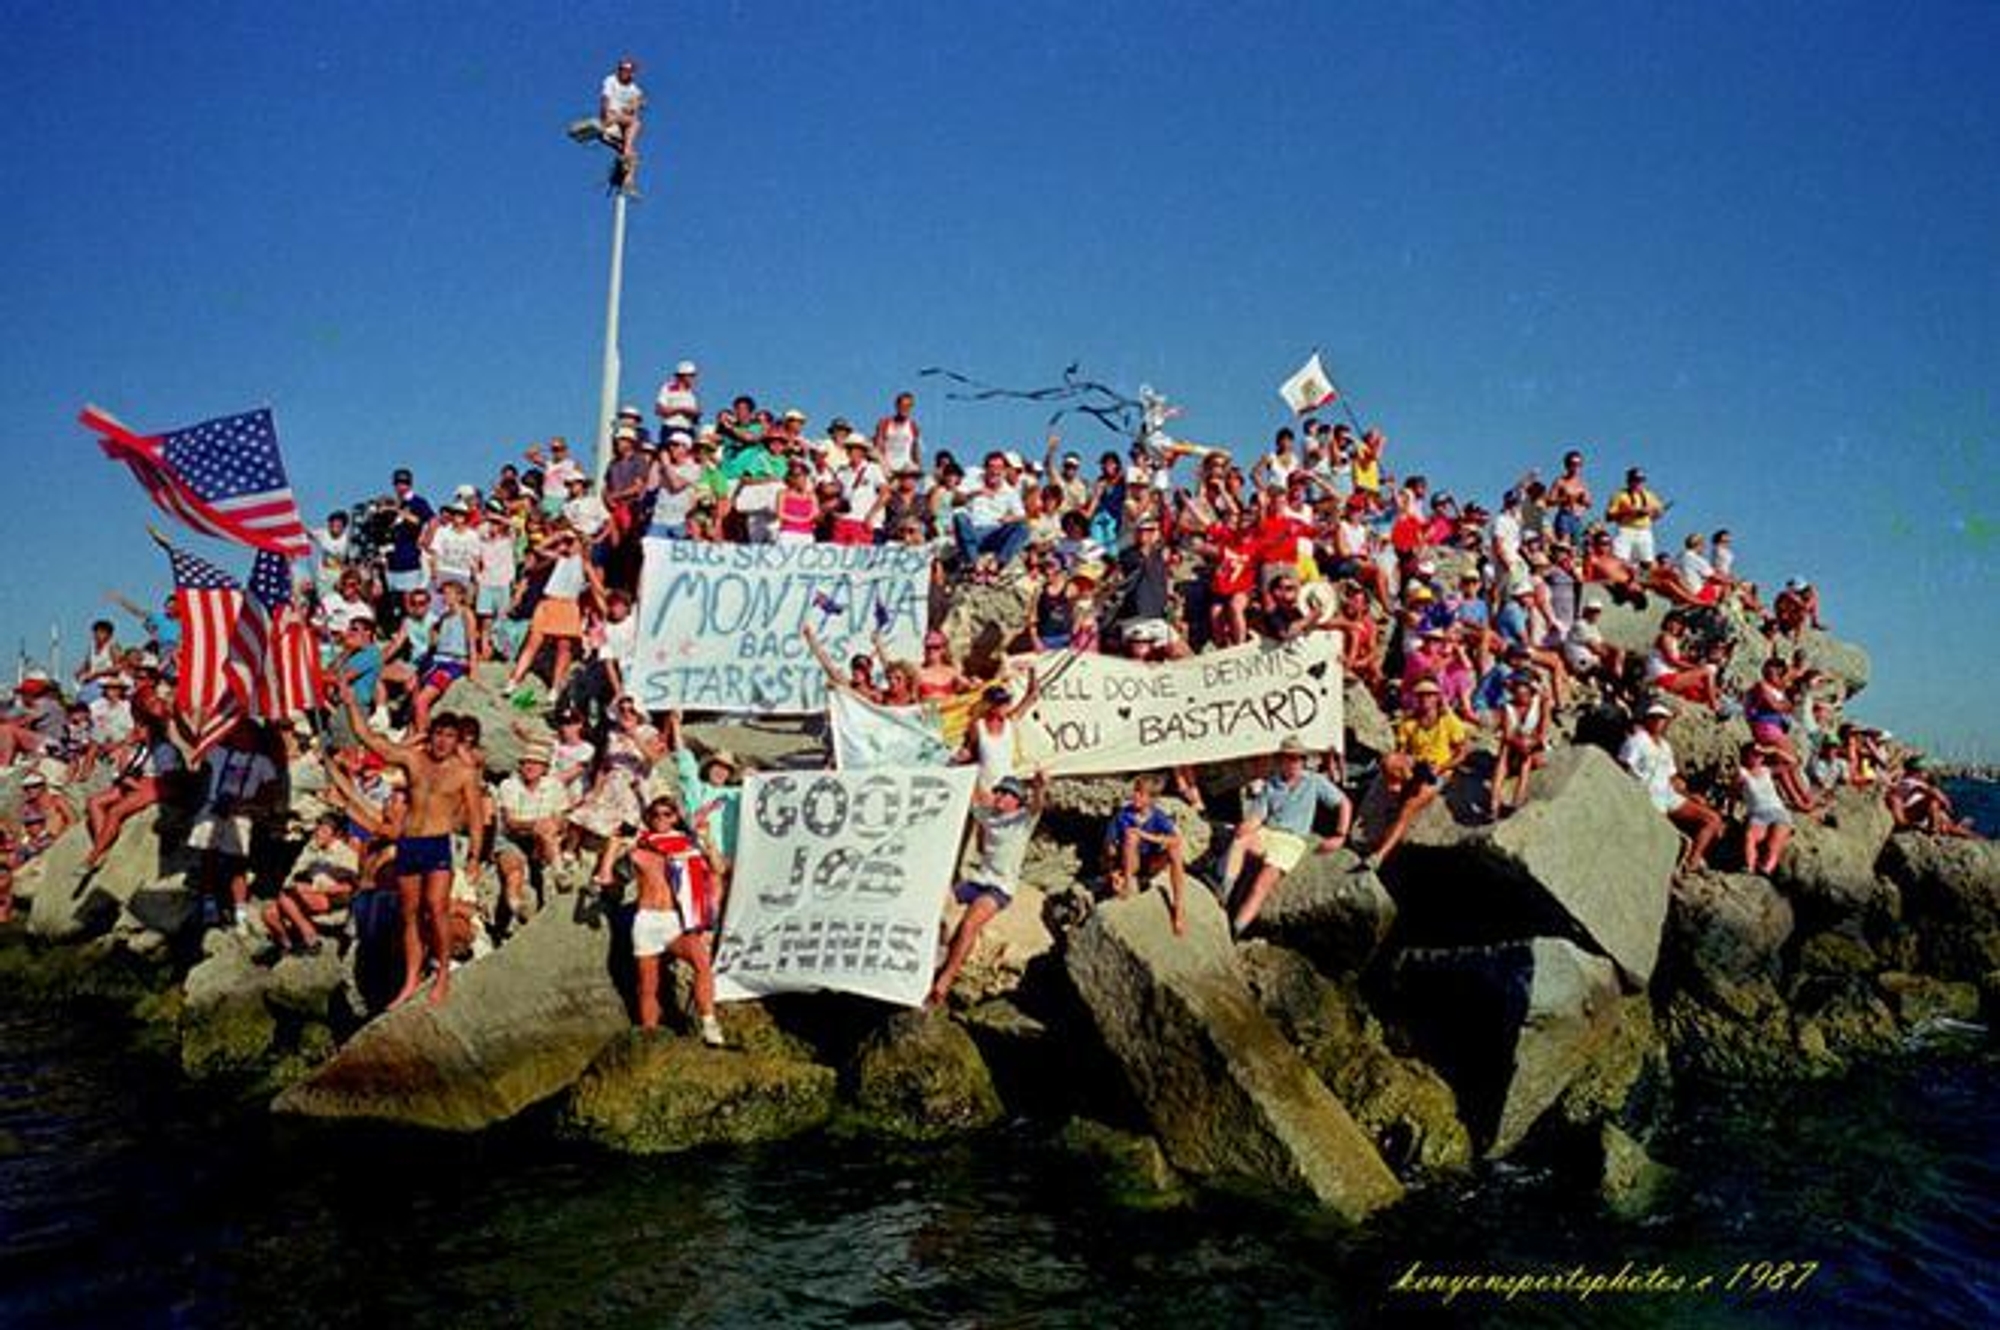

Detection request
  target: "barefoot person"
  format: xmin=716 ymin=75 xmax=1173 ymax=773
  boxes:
xmin=928 ymin=773 xmax=1045 ymax=1007
xmin=338 ymin=678 xmax=484 ymax=1007
xmin=1367 ymin=678 xmax=1471 ymax=870
xmin=1104 ymin=775 xmax=1189 ymax=936
xmin=1218 ymin=737 xmax=1351 ymax=935
xmin=1619 ymin=700 xmax=1725 ymax=872
xmin=1737 ymin=744 xmax=1795 ymax=874
xmin=624 ymin=796 xmax=725 ymax=1042
xmin=598 ymin=57 xmax=645 ymax=193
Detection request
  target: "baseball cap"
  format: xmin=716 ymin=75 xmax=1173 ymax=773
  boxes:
xmin=675 ymin=360 xmax=698 ymax=376
xmin=1645 ymin=700 xmax=1675 ymax=719
xmin=392 ymin=468 xmax=414 ymax=485
xmin=992 ymin=776 xmax=1027 ymax=801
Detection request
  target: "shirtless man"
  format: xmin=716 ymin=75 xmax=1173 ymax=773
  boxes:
xmin=338 ymin=678 xmax=484 ymax=1007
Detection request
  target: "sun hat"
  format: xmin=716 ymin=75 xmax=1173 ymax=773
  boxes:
xmin=675 ymin=360 xmax=698 ymax=376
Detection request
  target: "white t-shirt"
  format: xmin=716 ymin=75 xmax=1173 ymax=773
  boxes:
xmin=1678 ymin=548 xmax=1715 ymax=587
xmin=89 ymin=696 xmax=134 ymax=744
xmin=601 ymin=75 xmax=644 ymax=117
xmin=651 ymin=459 xmax=705 ymax=527
xmin=838 ymin=461 xmax=887 ymax=527
xmin=320 ymin=590 xmax=372 ymax=634
xmin=563 ymin=494 xmax=611 ymax=539
xmin=655 ymin=381 xmax=699 ymax=427
xmin=544 ymin=457 xmax=586 ymax=491
xmin=960 ymin=481 xmax=1026 ymax=528
xmin=601 ymin=613 xmax=639 ymax=675
xmin=1618 ymin=729 xmax=1681 ymax=813
xmin=430 ymin=524 xmax=482 ymax=581
xmin=544 ymin=554 xmax=586 ymax=600
xmin=477 ymin=532 xmax=516 ymax=590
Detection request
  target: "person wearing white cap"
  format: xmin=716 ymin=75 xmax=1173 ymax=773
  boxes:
xmin=89 ymin=674 xmax=135 ymax=746
xmin=1618 ymin=700 xmax=1724 ymax=872
xmin=655 ymin=361 xmax=700 ymax=432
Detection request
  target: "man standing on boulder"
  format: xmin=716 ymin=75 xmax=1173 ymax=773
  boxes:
xmin=624 ymin=795 xmax=726 ymax=1042
xmin=1217 ymin=737 xmax=1351 ymax=935
xmin=338 ymin=679 xmax=485 ymax=1007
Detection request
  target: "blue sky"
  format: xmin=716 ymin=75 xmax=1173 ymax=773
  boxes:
xmin=2 ymin=1 xmax=1995 ymax=756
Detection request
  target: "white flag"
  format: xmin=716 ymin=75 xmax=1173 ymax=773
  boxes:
xmin=1278 ymin=353 xmax=1339 ymax=416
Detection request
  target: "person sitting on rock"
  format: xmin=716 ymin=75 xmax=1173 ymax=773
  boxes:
xmin=1487 ymin=671 xmax=1551 ymax=821
xmin=1366 ymin=677 xmax=1470 ymax=870
xmin=1645 ymin=614 xmax=1721 ymax=709
xmin=493 ymin=742 xmax=572 ymax=928
xmin=1562 ymin=596 xmax=1624 ymax=691
xmin=1742 ymin=656 xmax=1822 ymax=814
xmin=1217 ymin=737 xmax=1351 ymax=935
xmin=928 ymin=773 xmax=1046 ymax=1007
xmin=1736 ymin=744 xmax=1796 ymax=874
xmin=1770 ymin=577 xmax=1825 ymax=637
xmin=1886 ymin=756 xmax=1979 ymax=838
xmin=1583 ymin=530 xmax=1648 ymax=609
xmin=1326 ymin=582 xmax=1384 ymax=692
xmin=10 ymin=772 xmax=75 ymax=862
xmin=262 ymin=813 xmax=362 ymax=956
xmin=1103 ymin=775 xmax=1189 ymax=936
xmin=621 ymin=795 xmax=726 ymax=1041
xmin=1618 ymin=700 xmax=1725 ymax=873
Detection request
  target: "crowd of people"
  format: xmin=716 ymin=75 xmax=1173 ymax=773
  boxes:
xmin=0 ymin=360 xmax=1982 ymax=1023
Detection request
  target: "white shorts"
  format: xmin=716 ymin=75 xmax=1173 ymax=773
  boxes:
xmin=1611 ymin=527 xmax=1656 ymax=565
xmin=632 ymin=906 xmax=684 ymax=958
xmin=187 ymin=811 xmax=255 ymax=859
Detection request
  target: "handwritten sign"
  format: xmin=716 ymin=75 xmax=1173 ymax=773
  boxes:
xmin=633 ymin=539 xmax=930 ymax=713
xmin=1020 ymin=635 xmax=1344 ymax=776
xmin=714 ymin=766 xmax=976 ymax=1007
xmin=828 ymin=690 xmax=953 ymax=769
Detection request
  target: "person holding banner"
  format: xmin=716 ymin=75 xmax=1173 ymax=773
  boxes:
xmin=1217 ymin=737 xmax=1352 ymax=934
xmin=625 ymin=796 xmax=726 ymax=1044
xmin=927 ymin=773 xmax=1045 ymax=1008
xmin=664 ymin=712 xmax=743 ymax=876
xmin=1104 ymin=775 xmax=1190 ymax=936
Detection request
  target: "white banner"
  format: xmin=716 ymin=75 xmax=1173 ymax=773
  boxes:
xmin=828 ymin=690 xmax=953 ymax=769
xmin=1021 ymin=635 xmax=1344 ymax=776
xmin=632 ymin=540 xmax=931 ymax=714
xmin=714 ymin=766 xmax=976 ymax=1007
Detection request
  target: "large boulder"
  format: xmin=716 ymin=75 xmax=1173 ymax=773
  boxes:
xmin=1593 ymin=598 xmax=1669 ymax=659
xmin=559 ymin=1030 xmax=836 ymax=1154
xmin=1390 ymin=937 xmax=1624 ymax=1157
xmin=939 ymin=579 xmax=1034 ymax=672
xmin=1250 ymin=852 xmax=1396 ymax=976
xmin=847 ymin=1010 xmax=1004 ymax=1140
xmin=180 ymin=939 xmax=279 ymax=1080
xmin=435 ymin=664 xmax=551 ymax=775
xmin=1663 ymin=708 xmax=1753 ymax=795
xmin=1770 ymin=789 xmax=1898 ymax=928
xmin=1379 ymin=746 xmax=1676 ymax=987
xmin=1239 ymin=942 xmax=1472 ymax=1176
xmin=1665 ymin=871 xmax=1795 ymax=1002
xmin=24 ymin=808 xmax=201 ymax=941
xmin=1794 ymin=628 xmax=1871 ymax=698
xmin=1879 ymin=833 xmax=2000 ymax=981
xmin=272 ymin=899 xmax=627 ymax=1130
xmin=1063 ymin=887 xmax=1403 ymax=1219
xmin=1343 ymin=680 xmax=1394 ymax=758
xmin=934 ymin=882 xmax=1056 ymax=1005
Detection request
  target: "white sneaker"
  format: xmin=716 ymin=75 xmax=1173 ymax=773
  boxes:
xmin=700 ymin=1015 xmax=726 ymax=1048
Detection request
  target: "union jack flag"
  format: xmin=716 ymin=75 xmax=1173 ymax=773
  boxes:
xmin=156 ymin=536 xmax=245 ymax=730
xmin=83 ymin=404 xmax=312 ymax=557
xmin=225 ymin=551 xmax=322 ymax=722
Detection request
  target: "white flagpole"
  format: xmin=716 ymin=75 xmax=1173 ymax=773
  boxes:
xmin=594 ymin=190 xmax=629 ymax=486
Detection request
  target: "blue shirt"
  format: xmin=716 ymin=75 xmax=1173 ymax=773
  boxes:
xmin=345 ymin=643 xmax=384 ymax=708
xmin=1106 ymin=802 xmax=1174 ymax=850
xmin=1495 ymin=601 xmax=1531 ymax=647
xmin=1251 ymin=770 xmax=1346 ymax=835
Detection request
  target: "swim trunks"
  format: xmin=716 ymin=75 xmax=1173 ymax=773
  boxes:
xmin=394 ymin=834 xmax=454 ymax=876
xmin=953 ymin=879 xmax=1013 ymax=911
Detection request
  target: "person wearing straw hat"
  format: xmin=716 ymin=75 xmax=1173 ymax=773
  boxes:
xmin=1366 ymin=677 xmax=1470 ymax=870
xmin=492 ymin=741 xmax=572 ymax=927
xmin=664 ymin=711 xmax=744 ymax=878
xmin=1217 ymin=736 xmax=1351 ymax=934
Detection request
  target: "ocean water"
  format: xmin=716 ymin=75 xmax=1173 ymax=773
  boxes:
xmin=2 ymin=782 xmax=1993 ymax=1328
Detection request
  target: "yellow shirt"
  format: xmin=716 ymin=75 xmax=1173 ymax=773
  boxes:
xmin=1606 ymin=487 xmax=1661 ymax=530
xmin=1396 ymin=710 xmax=1468 ymax=768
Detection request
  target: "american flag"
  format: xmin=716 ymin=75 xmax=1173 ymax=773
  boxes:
xmin=156 ymin=536 xmax=245 ymax=728
xmin=225 ymin=550 xmax=322 ymax=722
xmin=83 ymin=404 xmax=312 ymax=557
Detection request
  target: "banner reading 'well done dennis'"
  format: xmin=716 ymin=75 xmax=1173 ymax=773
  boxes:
xmin=1021 ymin=634 xmax=1343 ymax=776
xmin=633 ymin=539 xmax=930 ymax=713
xmin=714 ymin=766 xmax=976 ymax=1008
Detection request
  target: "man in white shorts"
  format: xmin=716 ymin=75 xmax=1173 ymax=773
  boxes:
xmin=626 ymin=796 xmax=725 ymax=1043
